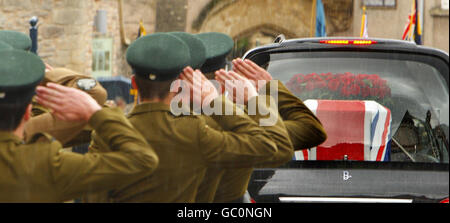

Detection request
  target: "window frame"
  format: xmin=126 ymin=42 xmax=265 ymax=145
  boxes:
xmin=361 ymin=0 xmax=397 ymax=9
xmin=258 ymin=50 xmax=449 ymax=164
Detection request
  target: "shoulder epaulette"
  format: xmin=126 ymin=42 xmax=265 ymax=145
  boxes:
xmin=26 ymin=132 xmax=55 ymax=144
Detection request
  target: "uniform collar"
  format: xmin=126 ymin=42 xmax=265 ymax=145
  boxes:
xmin=0 ymin=131 xmax=23 ymax=144
xmin=128 ymin=102 xmax=172 ymax=117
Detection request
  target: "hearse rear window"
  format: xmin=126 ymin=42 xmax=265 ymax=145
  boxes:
xmin=267 ymin=51 xmax=449 ymax=164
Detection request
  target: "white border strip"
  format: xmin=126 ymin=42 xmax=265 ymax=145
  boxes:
xmin=279 ymin=197 xmax=413 ymax=203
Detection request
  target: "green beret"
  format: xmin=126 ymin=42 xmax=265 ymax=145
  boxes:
xmin=0 ymin=41 xmax=13 ymax=51
xmin=0 ymin=50 xmax=45 ymax=103
xmin=126 ymin=33 xmax=191 ymax=81
xmin=0 ymin=30 xmax=32 ymax=51
xmin=196 ymin=32 xmax=234 ymax=73
xmin=168 ymin=32 xmax=206 ymax=70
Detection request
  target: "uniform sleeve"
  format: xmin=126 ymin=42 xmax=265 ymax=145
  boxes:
xmin=198 ymin=96 xmax=292 ymax=168
xmin=25 ymin=68 xmax=108 ymax=146
xmin=25 ymin=113 xmax=87 ymax=147
xmin=247 ymin=83 xmax=296 ymax=168
xmin=49 ymin=107 xmax=159 ymax=202
xmin=273 ymin=80 xmax=327 ymax=150
xmin=88 ymin=130 xmax=108 ymax=153
xmin=44 ymin=68 xmax=108 ymax=105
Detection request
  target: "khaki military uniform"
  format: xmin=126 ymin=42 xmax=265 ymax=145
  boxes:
xmin=0 ymin=108 xmax=158 ymax=202
xmin=196 ymin=80 xmax=327 ymax=203
xmin=24 ymin=68 xmax=107 ymax=147
xmin=85 ymin=95 xmax=292 ymax=203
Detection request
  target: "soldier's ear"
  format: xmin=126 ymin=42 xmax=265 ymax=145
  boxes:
xmin=23 ymin=104 xmax=32 ymax=121
xmin=131 ymin=75 xmax=138 ymax=90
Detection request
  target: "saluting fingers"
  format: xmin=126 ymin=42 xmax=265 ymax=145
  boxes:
xmin=220 ymin=72 xmax=236 ymax=87
xmin=46 ymin=82 xmax=75 ymax=94
xmin=196 ymin=69 xmax=209 ymax=82
xmin=214 ymin=69 xmax=228 ymax=85
xmin=238 ymin=59 xmax=258 ymax=76
xmin=192 ymin=70 xmax=203 ymax=85
xmin=34 ymin=96 xmax=64 ymax=118
xmin=181 ymin=67 xmax=195 ymax=83
xmin=36 ymin=87 xmax=65 ymax=106
xmin=232 ymin=59 xmax=249 ymax=76
xmin=234 ymin=61 xmax=257 ymax=80
xmin=215 ymin=75 xmax=226 ymax=86
xmin=36 ymin=85 xmax=65 ymax=98
xmin=244 ymin=59 xmax=273 ymax=82
xmin=179 ymin=73 xmax=193 ymax=93
xmin=181 ymin=67 xmax=203 ymax=91
xmin=228 ymin=70 xmax=246 ymax=81
xmin=244 ymin=59 xmax=264 ymax=72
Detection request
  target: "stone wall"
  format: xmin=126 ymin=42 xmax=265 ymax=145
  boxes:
xmin=191 ymin=0 xmax=354 ymax=39
xmin=353 ymin=0 xmax=449 ymax=53
xmin=194 ymin=0 xmax=314 ymax=38
xmin=92 ymin=0 xmax=156 ymax=77
xmin=0 ymin=0 xmax=156 ymax=76
xmin=428 ymin=0 xmax=449 ymax=53
xmin=0 ymin=0 xmax=93 ymax=74
xmin=186 ymin=0 xmax=210 ymax=33
xmin=155 ymin=0 xmax=187 ymax=32
xmin=1 ymin=0 xmax=447 ymax=78
xmin=432 ymin=16 xmax=449 ymax=53
xmin=193 ymin=0 xmax=448 ymax=53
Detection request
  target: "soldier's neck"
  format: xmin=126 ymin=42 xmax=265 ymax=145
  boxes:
xmin=13 ymin=122 xmax=25 ymax=139
xmin=140 ymin=93 xmax=175 ymax=105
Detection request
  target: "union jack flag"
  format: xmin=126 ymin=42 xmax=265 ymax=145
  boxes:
xmin=294 ymin=100 xmax=392 ymax=162
xmin=402 ymin=0 xmax=423 ymax=45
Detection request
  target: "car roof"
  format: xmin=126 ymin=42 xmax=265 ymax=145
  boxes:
xmin=243 ymin=37 xmax=449 ymax=64
xmin=283 ymin=37 xmax=417 ymax=46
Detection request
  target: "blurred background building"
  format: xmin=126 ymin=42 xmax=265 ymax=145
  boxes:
xmin=0 ymin=0 xmax=448 ymax=77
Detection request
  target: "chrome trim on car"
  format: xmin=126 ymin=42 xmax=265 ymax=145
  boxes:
xmin=279 ymin=197 xmax=413 ymax=203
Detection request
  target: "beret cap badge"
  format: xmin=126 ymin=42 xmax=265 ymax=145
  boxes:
xmin=149 ymin=74 xmax=157 ymax=80
xmin=76 ymin=78 xmax=97 ymax=91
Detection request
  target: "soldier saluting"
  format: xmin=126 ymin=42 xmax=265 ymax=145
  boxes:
xmin=85 ymin=32 xmax=292 ymax=202
xmin=0 ymin=48 xmax=159 ymax=202
xmin=193 ymin=32 xmax=327 ymax=203
xmin=0 ymin=30 xmax=108 ymax=148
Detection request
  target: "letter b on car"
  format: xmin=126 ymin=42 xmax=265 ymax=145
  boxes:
xmin=343 ymin=171 xmax=352 ymax=181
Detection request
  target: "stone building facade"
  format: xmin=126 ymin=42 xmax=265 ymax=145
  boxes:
xmin=0 ymin=0 xmax=157 ymax=76
xmin=0 ymin=0 xmax=448 ymax=77
xmin=353 ymin=0 xmax=449 ymax=53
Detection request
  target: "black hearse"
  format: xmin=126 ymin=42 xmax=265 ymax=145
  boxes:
xmin=244 ymin=37 xmax=449 ymax=203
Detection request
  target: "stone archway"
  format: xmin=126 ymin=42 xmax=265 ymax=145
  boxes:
xmin=192 ymin=0 xmax=315 ymax=57
xmin=193 ymin=0 xmax=313 ymax=39
xmin=231 ymin=23 xmax=297 ymax=58
xmin=191 ymin=0 xmax=354 ymax=57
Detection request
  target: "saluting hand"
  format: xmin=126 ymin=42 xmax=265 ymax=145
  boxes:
xmin=35 ymin=83 xmax=102 ymax=122
xmin=179 ymin=66 xmax=219 ymax=107
xmin=215 ymin=69 xmax=258 ymax=105
xmin=232 ymin=58 xmax=273 ymax=91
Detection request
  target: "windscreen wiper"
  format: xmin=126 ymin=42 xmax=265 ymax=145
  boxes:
xmin=392 ymin=137 xmax=416 ymax=162
xmin=425 ymin=111 xmax=441 ymax=161
xmin=435 ymin=126 xmax=449 ymax=154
